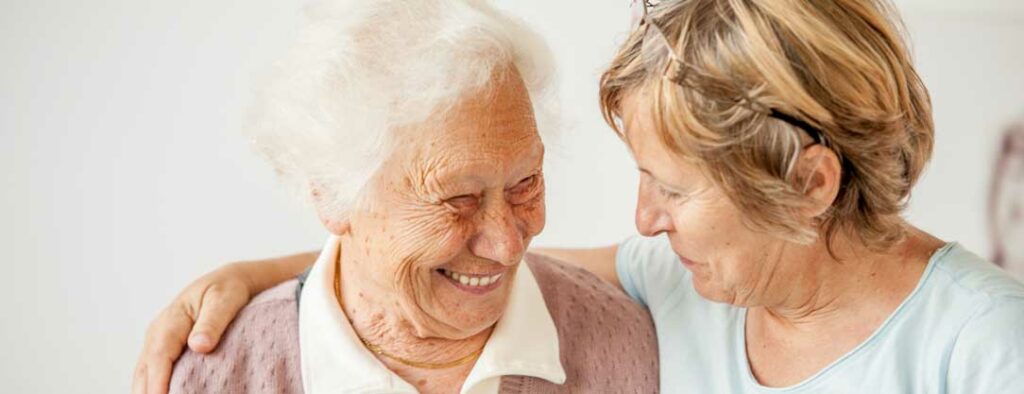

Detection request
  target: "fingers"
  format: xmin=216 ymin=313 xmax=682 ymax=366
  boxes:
xmin=132 ymin=265 xmax=257 ymax=393
xmin=145 ymin=355 xmax=174 ymax=394
xmin=187 ymin=282 xmax=249 ymax=353
xmin=132 ymin=362 xmax=147 ymax=394
xmin=137 ymin=304 xmax=193 ymax=394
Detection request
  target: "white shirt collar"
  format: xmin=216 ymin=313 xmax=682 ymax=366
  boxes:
xmin=299 ymin=235 xmax=565 ymax=394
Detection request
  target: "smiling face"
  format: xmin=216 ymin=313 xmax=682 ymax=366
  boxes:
xmin=328 ymin=67 xmax=545 ymax=339
xmin=620 ymin=93 xmax=816 ymax=306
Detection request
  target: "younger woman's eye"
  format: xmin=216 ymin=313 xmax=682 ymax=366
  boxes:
xmin=658 ymin=185 xmax=683 ymax=201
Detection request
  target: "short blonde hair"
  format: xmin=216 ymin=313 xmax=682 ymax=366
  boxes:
xmin=600 ymin=0 xmax=933 ymax=250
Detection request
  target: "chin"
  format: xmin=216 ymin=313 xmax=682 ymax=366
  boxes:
xmin=447 ymin=289 xmax=511 ymax=333
xmin=424 ymin=307 xmax=505 ymax=340
xmin=416 ymin=284 xmax=512 ymax=339
xmin=457 ymin=313 xmax=504 ymax=338
xmin=691 ymin=280 xmax=736 ymax=305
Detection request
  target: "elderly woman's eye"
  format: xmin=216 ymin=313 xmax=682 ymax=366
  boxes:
xmin=512 ymin=175 xmax=538 ymax=191
xmin=444 ymin=195 xmax=479 ymax=212
xmin=507 ymin=174 xmax=541 ymax=204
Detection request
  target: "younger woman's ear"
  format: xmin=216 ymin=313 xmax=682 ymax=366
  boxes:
xmin=799 ymin=144 xmax=842 ymax=218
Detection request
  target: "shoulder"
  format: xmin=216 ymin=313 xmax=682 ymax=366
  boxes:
xmin=525 ymin=253 xmax=659 ymax=392
xmin=945 ymin=294 xmax=1024 ymax=392
xmin=614 ymin=235 xmax=691 ymax=308
xmin=526 ymin=252 xmax=653 ymax=326
xmin=933 ymin=243 xmax=1024 ymax=299
xmin=933 ymin=244 xmax=1024 ymax=392
xmin=929 ymin=243 xmax=1024 ymax=351
xmin=169 ymin=279 xmax=303 ymax=394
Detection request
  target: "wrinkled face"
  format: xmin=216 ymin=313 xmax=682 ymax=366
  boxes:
xmin=339 ymin=69 xmax=545 ymax=339
xmin=620 ymin=93 xmax=800 ymax=306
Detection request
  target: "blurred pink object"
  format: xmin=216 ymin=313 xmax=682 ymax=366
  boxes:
xmin=989 ymin=121 xmax=1024 ymax=276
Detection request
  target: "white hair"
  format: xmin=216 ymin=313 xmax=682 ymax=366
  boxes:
xmin=246 ymin=0 xmax=557 ymax=218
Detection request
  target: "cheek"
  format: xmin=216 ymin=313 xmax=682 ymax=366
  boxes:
xmin=393 ymin=206 xmax=471 ymax=256
xmin=670 ymin=199 xmax=757 ymax=276
xmin=391 ymin=211 xmax=472 ymax=313
xmin=513 ymin=193 xmax=546 ymax=239
xmin=668 ymin=200 xmax=734 ymax=253
xmin=363 ymin=206 xmax=473 ymax=294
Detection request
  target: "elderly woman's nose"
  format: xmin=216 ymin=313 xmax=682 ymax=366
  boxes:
xmin=468 ymin=204 xmax=526 ymax=266
xmin=636 ymin=182 xmax=673 ymax=237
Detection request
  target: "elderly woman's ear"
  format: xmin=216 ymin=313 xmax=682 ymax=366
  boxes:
xmin=319 ymin=212 xmax=352 ymax=235
xmin=798 ymin=145 xmax=842 ymax=219
xmin=311 ymin=186 xmax=352 ymax=235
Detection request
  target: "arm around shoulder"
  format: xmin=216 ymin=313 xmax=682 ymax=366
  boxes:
xmin=168 ymin=280 xmax=304 ymax=394
xmin=530 ymin=245 xmax=621 ymax=290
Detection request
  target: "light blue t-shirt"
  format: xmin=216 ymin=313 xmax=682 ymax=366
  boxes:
xmin=616 ymin=235 xmax=1024 ymax=393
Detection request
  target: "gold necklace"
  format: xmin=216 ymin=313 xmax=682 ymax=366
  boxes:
xmin=332 ymin=253 xmax=483 ymax=369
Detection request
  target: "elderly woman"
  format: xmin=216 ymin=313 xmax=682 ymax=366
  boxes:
xmin=150 ymin=1 xmax=659 ymax=393
xmin=138 ymin=0 xmax=1024 ymax=393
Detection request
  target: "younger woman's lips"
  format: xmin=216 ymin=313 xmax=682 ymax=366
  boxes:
xmin=678 ymin=256 xmax=699 ymax=268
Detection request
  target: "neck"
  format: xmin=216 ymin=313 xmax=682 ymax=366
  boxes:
xmin=742 ymin=225 xmax=946 ymax=387
xmin=334 ymin=236 xmax=490 ymax=389
xmin=754 ymin=225 xmax=943 ymax=328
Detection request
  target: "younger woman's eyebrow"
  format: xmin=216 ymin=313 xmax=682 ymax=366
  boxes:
xmin=638 ymin=167 xmax=685 ymax=190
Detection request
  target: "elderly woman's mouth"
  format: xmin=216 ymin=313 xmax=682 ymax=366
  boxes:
xmin=436 ymin=268 xmax=505 ymax=293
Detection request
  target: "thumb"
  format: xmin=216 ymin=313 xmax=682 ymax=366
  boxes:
xmin=186 ymin=284 xmax=250 ymax=353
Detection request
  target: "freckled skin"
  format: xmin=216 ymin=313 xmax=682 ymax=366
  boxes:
xmin=320 ymin=67 xmax=545 ymax=393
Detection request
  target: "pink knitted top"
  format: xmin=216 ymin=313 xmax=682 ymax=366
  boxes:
xmin=169 ymin=253 xmax=659 ymax=393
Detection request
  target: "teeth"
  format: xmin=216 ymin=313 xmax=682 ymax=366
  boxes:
xmin=441 ymin=269 xmax=503 ymax=287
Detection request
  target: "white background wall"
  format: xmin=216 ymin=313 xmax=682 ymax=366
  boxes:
xmin=2 ymin=0 xmax=1022 ymax=392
